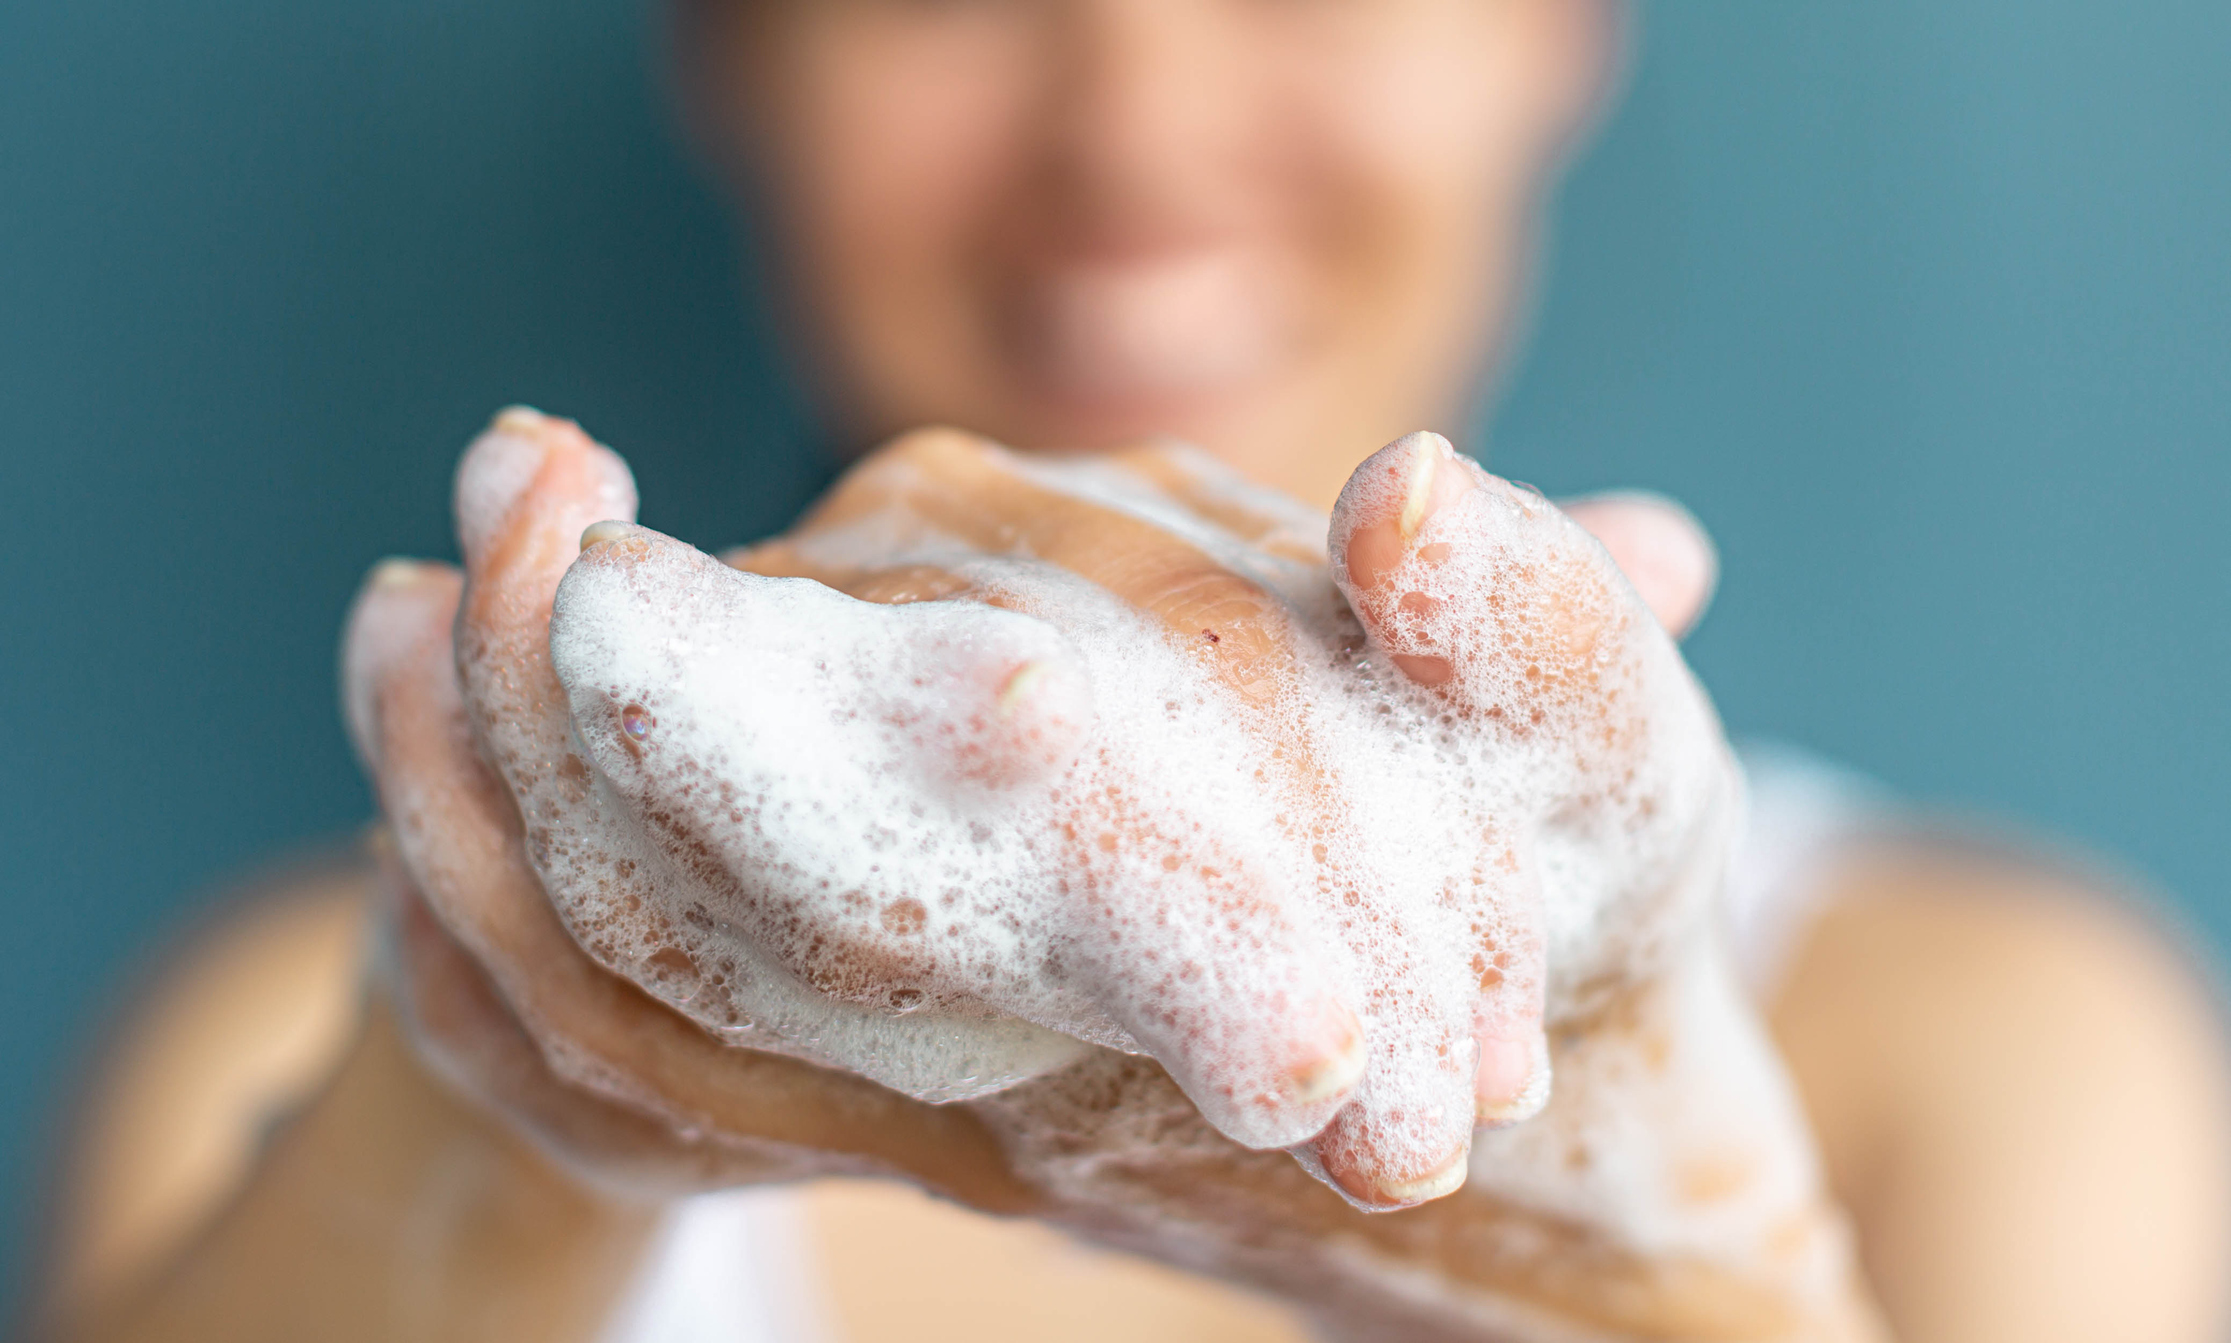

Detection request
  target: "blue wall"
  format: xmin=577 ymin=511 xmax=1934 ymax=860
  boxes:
xmin=3 ymin=0 xmax=2226 ymax=1309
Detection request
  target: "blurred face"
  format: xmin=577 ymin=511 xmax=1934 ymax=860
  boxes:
xmin=681 ymin=0 xmax=1614 ymax=507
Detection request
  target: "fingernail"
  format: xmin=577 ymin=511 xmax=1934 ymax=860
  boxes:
xmin=1290 ymin=1004 xmax=1368 ymax=1104
xmin=1396 ymin=434 xmax=1447 ymax=542
xmin=579 ymin=520 xmax=633 ymax=552
xmin=997 ymin=661 xmax=1050 ymax=719
xmin=1372 ymin=1145 xmax=1471 ymax=1207
xmin=1474 ymin=1033 xmax=1552 ymax=1128
xmin=368 ymin=556 xmax=427 ymax=589
xmin=493 ymin=404 xmax=554 ymax=437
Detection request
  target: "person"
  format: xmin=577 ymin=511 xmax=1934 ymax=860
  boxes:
xmin=37 ymin=2 xmax=2231 ymax=1340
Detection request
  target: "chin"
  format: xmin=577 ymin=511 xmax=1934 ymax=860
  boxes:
xmin=1009 ymin=379 xmax=1290 ymax=460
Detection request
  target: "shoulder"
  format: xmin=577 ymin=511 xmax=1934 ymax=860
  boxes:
xmin=1772 ymin=829 xmax=2231 ymax=1201
xmin=1795 ymin=832 xmax=2219 ymax=1028
xmin=1768 ymin=836 xmax=2231 ymax=1338
xmin=46 ymin=847 xmax=379 ymax=1319
xmin=1734 ymin=742 xmax=2220 ymax=1031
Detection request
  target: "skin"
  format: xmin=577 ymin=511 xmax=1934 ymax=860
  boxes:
xmin=680 ymin=0 xmax=1615 ymax=506
xmin=39 ymin=0 xmax=2231 ymax=1340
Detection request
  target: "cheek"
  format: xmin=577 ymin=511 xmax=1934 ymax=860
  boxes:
xmin=801 ymin=40 xmax=1024 ymax=230
xmin=1278 ymin=17 xmax=1560 ymax=365
xmin=768 ymin=19 xmax=1043 ymax=357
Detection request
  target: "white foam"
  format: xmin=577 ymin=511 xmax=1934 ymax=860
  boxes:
xmin=512 ymin=436 xmax=1771 ymax=1232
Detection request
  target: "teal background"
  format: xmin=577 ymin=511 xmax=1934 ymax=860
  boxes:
xmin=3 ymin=0 xmax=2226 ymax=1312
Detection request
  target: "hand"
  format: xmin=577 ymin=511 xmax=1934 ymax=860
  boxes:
xmin=346 ymin=410 xmax=1879 ymax=1340
xmin=346 ymin=549 xmax=1043 ymax=1216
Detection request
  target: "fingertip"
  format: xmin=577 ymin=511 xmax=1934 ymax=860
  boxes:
xmin=454 ymin=412 xmax=558 ymax=565
xmin=1289 ymin=999 xmax=1368 ymax=1105
xmin=1331 ymin=431 xmax=1473 ymax=591
xmin=341 ymin=558 xmax=462 ymax=772
xmin=994 ymin=659 xmax=1058 ymax=721
xmin=454 ymin=407 xmax=638 ymax=572
xmin=548 ymin=524 xmax=719 ymax=696
xmin=1473 ymin=1029 xmax=1553 ymax=1129
xmin=579 ymin=520 xmax=637 ymax=552
xmin=1393 ymin=431 xmax=1459 ymax=543
xmin=346 ymin=557 xmax=457 ymax=646
xmin=954 ymin=649 xmax=1095 ymax=787
xmin=1303 ymin=1041 xmax=1481 ymax=1210
xmin=1560 ymin=491 xmax=1718 ymax=638
xmin=1309 ymin=1120 xmax=1473 ymax=1211
xmin=1372 ymin=1147 xmax=1472 ymax=1208
xmin=1105 ymin=968 xmax=1365 ymax=1151
xmin=1390 ymin=652 xmax=1454 ymax=686
xmin=865 ymin=608 xmax=1099 ymax=791
xmin=1183 ymin=1032 xmax=1366 ymax=1153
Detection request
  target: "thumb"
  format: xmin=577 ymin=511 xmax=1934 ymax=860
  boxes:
xmin=1559 ymin=491 xmax=1719 ymax=639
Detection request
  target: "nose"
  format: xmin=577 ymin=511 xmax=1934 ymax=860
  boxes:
xmin=1036 ymin=0 xmax=1249 ymax=234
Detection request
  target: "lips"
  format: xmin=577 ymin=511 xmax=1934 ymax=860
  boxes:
xmin=1008 ymin=248 xmax=1292 ymax=406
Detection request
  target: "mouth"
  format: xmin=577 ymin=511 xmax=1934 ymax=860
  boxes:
xmin=1004 ymin=247 xmax=1292 ymax=412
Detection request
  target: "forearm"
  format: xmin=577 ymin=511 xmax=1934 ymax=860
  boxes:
xmin=57 ymin=995 xmax=662 ymax=1343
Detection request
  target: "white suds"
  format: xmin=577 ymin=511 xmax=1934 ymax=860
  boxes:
xmin=475 ymin=427 xmax=1792 ymax=1240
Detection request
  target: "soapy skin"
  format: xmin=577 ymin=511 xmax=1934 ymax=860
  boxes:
xmin=434 ymin=408 xmax=1722 ymax=1211
xmin=346 ymin=410 xmax=1877 ymax=1338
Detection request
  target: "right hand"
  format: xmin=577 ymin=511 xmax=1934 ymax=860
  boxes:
xmin=346 ymin=409 xmax=1881 ymax=1340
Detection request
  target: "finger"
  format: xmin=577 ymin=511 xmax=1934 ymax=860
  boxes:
xmin=1062 ymin=806 xmax=1368 ymax=1150
xmin=1329 ymin=431 xmax=1637 ymax=738
xmin=452 ymin=407 xmax=638 ymax=810
xmin=1285 ymin=830 xmax=1555 ymax=1208
xmin=449 ymin=411 xmax=694 ymax=1002
xmin=578 ymin=524 xmax=1095 ymax=797
xmin=342 ymin=557 xmax=464 ymax=778
xmin=1560 ymin=491 xmax=1718 ymax=639
xmin=1472 ymin=1024 xmax=1551 ymax=1124
xmin=349 ymin=541 xmax=1047 ymax=1211
xmin=339 ymin=556 xmax=497 ymax=940
xmin=1099 ymin=438 xmax=1329 ymax=568
xmin=1299 ymin=1013 xmax=1479 ymax=1211
xmin=344 ymin=537 xmax=574 ymax=981
xmin=378 ymin=853 xmax=797 ymax=1197
xmin=1469 ymin=901 xmax=1553 ymax=1130
xmin=806 ymin=428 xmax=1301 ymax=705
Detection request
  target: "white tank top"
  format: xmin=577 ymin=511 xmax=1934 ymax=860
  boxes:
xmin=596 ymin=742 xmax=1887 ymax=1343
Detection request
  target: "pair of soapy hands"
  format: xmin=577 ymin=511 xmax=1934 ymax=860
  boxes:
xmin=344 ymin=410 xmax=1855 ymax=1336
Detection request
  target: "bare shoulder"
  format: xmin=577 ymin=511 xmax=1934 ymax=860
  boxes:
xmin=1772 ymin=828 xmax=2231 ymax=1145
xmin=45 ymin=847 xmax=380 ymax=1321
xmin=1777 ymin=832 xmax=2225 ymax=1056
xmin=1769 ymin=832 xmax=2231 ymax=1343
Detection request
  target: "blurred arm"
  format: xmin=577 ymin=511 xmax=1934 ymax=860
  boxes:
xmin=1772 ymin=842 xmax=2231 ymax=1343
xmin=42 ymin=873 xmax=661 ymax=1343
